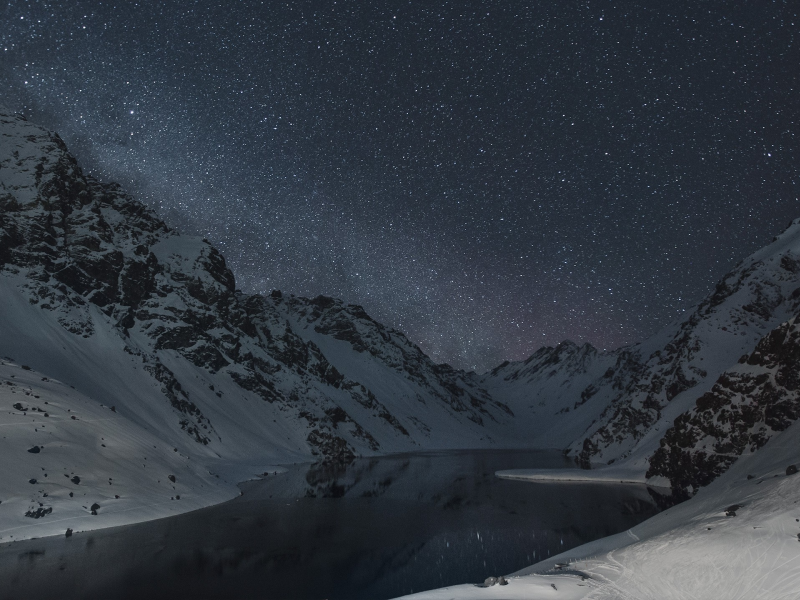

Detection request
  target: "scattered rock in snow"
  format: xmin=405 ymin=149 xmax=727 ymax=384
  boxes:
xmin=726 ymin=504 xmax=741 ymax=517
xmin=28 ymin=478 xmax=37 ymax=484
xmin=24 ymin=507 xmax=52 ymax=518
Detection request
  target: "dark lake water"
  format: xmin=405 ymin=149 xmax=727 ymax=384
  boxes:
xmin=0 ymin=450 xmax=662 ymax=600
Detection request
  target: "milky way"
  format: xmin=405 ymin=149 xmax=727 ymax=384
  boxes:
xmin=1 ymin=1 xmax=798 ymax=371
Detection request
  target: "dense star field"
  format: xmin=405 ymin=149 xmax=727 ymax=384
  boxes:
xmin=1 ymin=1 xmax=798 ymax=371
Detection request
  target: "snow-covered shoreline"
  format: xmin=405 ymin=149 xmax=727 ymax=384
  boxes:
xmin=496 ymin=467 xmax=651 ymax=486
xmin=397 ymin=419 xmax=800 ymax=599
xmin=0 ymin=360 xmax=291 ymax=544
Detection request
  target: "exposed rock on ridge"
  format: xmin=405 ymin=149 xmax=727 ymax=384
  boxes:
xmin=482 ymin=217 xmax=800 ymax=471
xmin=647 ymin=310 xmax=800 ymax=498
xmin=0 ymin=109 xmax=513 ymax=465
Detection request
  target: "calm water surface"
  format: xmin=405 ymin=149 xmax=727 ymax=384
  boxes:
xmin=0 ymin=450 xmax=662 ymax=600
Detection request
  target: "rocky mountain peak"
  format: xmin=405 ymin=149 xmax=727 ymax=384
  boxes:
xmin=1 ymin=109 xmax=517 ymax=464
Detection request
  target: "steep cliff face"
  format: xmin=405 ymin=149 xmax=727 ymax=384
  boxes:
xmin=647 ymin=311 xmax=800 ymax=497
xmin=0 ymin=109 xmax=515 ymax=470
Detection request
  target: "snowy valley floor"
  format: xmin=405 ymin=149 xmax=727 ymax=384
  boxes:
xmin=398 ymin=420 xmax=800 ymax=600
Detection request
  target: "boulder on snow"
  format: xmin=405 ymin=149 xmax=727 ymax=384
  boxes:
xmin=786 ymin=464 xmax=798 ymax=476
xmin=27 ymin=446 xmax=41 ymax=453
xmin=65 ymin=528 xmax=73 ymax=538
xmin=498 ymin=576 xmax=508 ymax=585
xmin=168 ymin=474 xmax=176 ymax=483
xmin=479 ymin=577 xmax=497 ymax=587
xmin=25 ymin=507 xmax=52 ymax=518
xmin=90 ymin=502 xmax=100 ymax=515
xmin=71 ymin=476 xmax=81 ymax=485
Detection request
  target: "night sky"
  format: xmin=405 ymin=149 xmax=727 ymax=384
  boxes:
xmin=2 ymin=1 xmax=798 ymax=372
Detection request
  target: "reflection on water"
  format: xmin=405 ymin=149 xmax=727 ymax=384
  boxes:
xmin=0 ymin=450 xmax=662 ymax=600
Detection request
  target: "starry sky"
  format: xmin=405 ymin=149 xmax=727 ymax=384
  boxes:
xmin=2 ymin=1 xmax=798 ymax=372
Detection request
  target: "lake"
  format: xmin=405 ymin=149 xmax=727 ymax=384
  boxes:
xmin=0 ymin=450 xmax=662 ymax=599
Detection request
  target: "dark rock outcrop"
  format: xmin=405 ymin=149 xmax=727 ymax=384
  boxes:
xmin=648 ymin=313 xmax=800 ymax=498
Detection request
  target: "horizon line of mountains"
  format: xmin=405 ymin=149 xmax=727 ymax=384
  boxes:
xmin=3 ymin=107 xmax=800 ymax=504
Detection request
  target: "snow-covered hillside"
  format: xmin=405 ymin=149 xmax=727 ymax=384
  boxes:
xmin=484 ymin=217 xmax=800 ymax=477
xmin=481 ymin=341 xmax=618 ymax=449
xmin=0 ymin=360 xmax=238 ymax=543
xmin=648 ymin=309 xmax=800 ymax=499
xmin=0 ymin=109 xmax=523 ymax=539
xmin=0 ymin=107 xmax=517 ymax=459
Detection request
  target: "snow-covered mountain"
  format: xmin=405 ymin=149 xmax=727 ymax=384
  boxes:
xmin=484 ymin=218 xmax=800 ymax=477
xmin=3 ymin=108 xmax=800 ymax=547
xmin=0 ymin=109 xmax=523 ymax=538
xmin=480 ymin=341 xmax=619 ymax=449
xmin=647 ymin=309 xmax=800 ymax=498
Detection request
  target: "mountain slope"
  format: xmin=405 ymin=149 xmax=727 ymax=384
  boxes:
xmin=0 ymin=108 xmax=516 ymax=463
xmin=480 ymin=341 xmax=620 ymax=448
xmin=648 ymin=309 xmax=800 ymax=498
xmin=484 ymin=218 xmax=800 ymax=475
xmin=0 ymin=360 xmax=238 ymax=543
xmin=0 ymin=109 xmax=525 ymax=539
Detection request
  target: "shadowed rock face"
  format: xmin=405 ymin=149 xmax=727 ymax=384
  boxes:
xmin=647 ymin=312 xmax=800 ymax=498
xmin=0 ymin=109 xmax=514 ymax=462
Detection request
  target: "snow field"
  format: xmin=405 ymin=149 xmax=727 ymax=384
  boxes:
xmin=0 ymin=361 xmax=238 ymax=542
